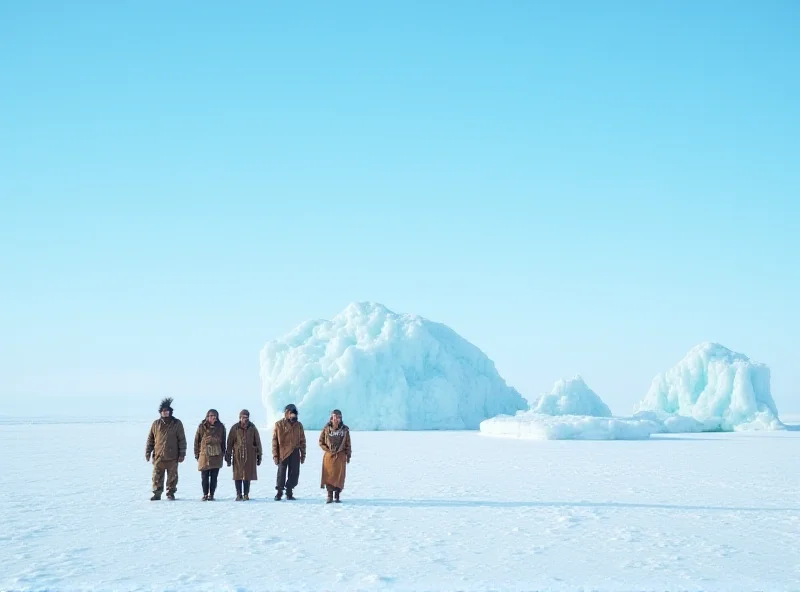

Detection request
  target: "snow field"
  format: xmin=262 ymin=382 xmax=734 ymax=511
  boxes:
xmin=2 ymin=420 xmax=799 ymax=591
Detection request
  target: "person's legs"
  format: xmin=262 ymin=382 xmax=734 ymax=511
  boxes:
xmin=201 ymin=470 xmax=210 ymax=497
xmin=209 ymin=469 xmax=219 ymax=499
xmin=235 ymin=479 xmax=243 ymax=500
xmin=286 ymin=449 xmax=301 ymax=498
xmin=243 ymin=480 xmax=251 ymax=500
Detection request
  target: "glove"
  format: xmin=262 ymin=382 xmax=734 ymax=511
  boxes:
xmin=257 ymin=458 xmax=261 ymax=466
xmin=178 ymin=456 xmax=185 ymax=463
xmin=300 ymin=456 xmax=305 ymax=465
xmin=273 ymin=458 xmax=279 ymax=466
xmin=195 ymin=455 xmax=199 ymax=461
xmin=145 ymin=453 xmax=151 ymax=462
xmin=347 ymin=458 xmax=350 ymax=464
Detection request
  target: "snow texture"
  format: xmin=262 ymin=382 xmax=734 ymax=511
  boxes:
xmin=3 ymin=420 xmax=800 ymax=591
xmin=531 ymin=375 xmax=613 ymax=417
xmin=634 ymin=342 xmax=784 ymax=431
xmin=480 ymin=412 xmax=655 ymax=440
xmin=259 ymin=302 xmax=528 ymax=430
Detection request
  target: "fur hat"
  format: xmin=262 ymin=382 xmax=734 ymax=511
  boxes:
xmin=159 ymin=397 xmax=174 ymax=416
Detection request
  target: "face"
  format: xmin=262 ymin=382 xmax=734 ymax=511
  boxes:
xmin=239 ymin=414 xmax=249 ymax=425
xmin=160 ymin=409 xmax=170 ymax=418
xmin=288 ymin=411 xmax=297 ymax=423
xmin=331 ymin=414 xmax=341 ymax=427
xmin=207 ymin=413 xmax=217 ymax=425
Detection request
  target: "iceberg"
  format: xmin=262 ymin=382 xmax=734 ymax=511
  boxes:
xmin=531 ymin=376 xmax=612 ymax=417
xmin=633 ymin=342 xmax=784 ymax=431
xmin=259 ymin=302 xmax=529 ymax=430
xmin=480 ymin=412 xmax=655 ymax=440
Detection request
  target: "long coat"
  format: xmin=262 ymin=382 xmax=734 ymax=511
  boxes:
xmin=194 ymin=420 xmax=226 ymax=471
xmin=319 ymin=423 xmax=352 ymax=490
xmin=225 ymin=421 xmax=262 ymax=481
xmin=146 ymin=416 xmax=187 ymax=462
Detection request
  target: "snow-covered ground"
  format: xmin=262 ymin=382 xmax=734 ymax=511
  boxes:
xmin=3 ymin=420 xmax=799 ymax=592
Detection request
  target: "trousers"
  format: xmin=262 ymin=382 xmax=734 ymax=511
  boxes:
xmin=276 ymin=448 xmax=301 ymax=491
xmin=201 ymin=468 xmax=219 ymax=495
xmin=152 ymin=458 xmax=179 ymax=494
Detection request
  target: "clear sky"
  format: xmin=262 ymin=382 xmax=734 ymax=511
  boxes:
xmin=1 ymin=1 xmax=798 ymax=419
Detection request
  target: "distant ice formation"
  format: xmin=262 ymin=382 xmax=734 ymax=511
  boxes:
xmin=531 ymin=376 xmax=612 ymax=417
xmin=479 ymin=412 xmax=654 ymax=440
xmin=259 ymin=302 xmax=528 ymax=430
xmin=633 ymin=342 xmax=783 ymax=431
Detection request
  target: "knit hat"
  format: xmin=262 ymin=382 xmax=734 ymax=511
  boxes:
xmin=159 ymin=397 xmax=174 ymax=416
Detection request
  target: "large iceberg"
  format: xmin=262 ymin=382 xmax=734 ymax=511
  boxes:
xmin=259 ymin=302 xmax=529 ymax=430
xmin=633 ymin=342 xmax=784 ymax=431
xmin=531 ymin=376 xmax=612 ymax=417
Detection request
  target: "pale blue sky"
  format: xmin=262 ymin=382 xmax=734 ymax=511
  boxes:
xmin=1 ymin=1 xmax=798 ymax=418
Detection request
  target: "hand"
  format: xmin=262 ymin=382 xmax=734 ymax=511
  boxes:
xmin=347 ymin=458 xmax=350 ymax=464
xmin=195 ymin=455 xmax=199 ymax=461
xmin=226 ymin=460 xmax=231 ymax=467
xmin=178 ymin=456 xmax=185 ymax=463
xmin=300 ymin=456 xmax=305 ymax=465
xmin=145 ymin=453 xmax=151 ymax=462
xmin=257 ymin=458 xmax=261 ymax=466
xmin=274 ymin=458 xmax=279 ymax=466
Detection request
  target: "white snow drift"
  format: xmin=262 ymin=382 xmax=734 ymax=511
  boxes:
xmin=480 ymin=412 xmax=655 ymax=440
xmin=634 ymin=342 xmax=784 ymax=431
xmin=479 ymin=376 xmax=650 ymax=440
xmin=531 ymin=375 xmax=612 ymax=417
xmin=259 ymin=302 xmax=528 ymax=430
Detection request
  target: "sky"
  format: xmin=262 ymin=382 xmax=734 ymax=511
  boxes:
xmin=1 ymin=0 xmax=798 ymax=420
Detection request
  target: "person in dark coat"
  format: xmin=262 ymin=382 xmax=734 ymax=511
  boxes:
xmin=145 ymin=398 xmax=187 ymax=501
xmin=225 ymin=409 xmax=262 ymax=501
xmin=272 ymin=403 xmax=306 ymax=500
xmin=193 ymin=409 xmax=226 ymax=501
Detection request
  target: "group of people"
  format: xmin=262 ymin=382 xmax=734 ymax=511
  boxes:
xmin=144 ymin=398 xmax=352 ymax=504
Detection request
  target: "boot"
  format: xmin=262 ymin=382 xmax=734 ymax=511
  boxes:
xmin=150 ymin=492 xmax=162 ymax=501
xmin=286 ymin=489 xmax=295 ymax=500
xmin=208 ymin=491 xmax=215 ymax=501
xmin=243 ymin=494 xmax=250 ymax=501
xmin=274 ymin=489 xmax=283 ymax=501
xmin=243 ymin=482 xmax=250 ymax=501
xmin=166 ymin=492 xmax=176 ymax=501
xmin=235 ymin=494 xmax=243 ymax=501
xmin=334 ymin=489 xmax=341 ymax=503
xmin=202 ymin=494 xmax=208 ymax=501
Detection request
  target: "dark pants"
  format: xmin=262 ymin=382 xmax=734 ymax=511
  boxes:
xmin=201 ymin=469 xmax=219 ymax=495
xmin=276 ymin=448 xmax=301 ymax=491
xmin=235 ymin=480 xmax=251 ymax=496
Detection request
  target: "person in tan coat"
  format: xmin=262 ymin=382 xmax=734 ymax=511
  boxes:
xmin=145 ymin=398 xmax=187 ymax=501
xmin=193 ymin=409 xmax=226 ymax=501
xmin=225 ymin=409 xmax=262 ymax=501
xmin=272 ymin=403 xmax=306 ymax=500
xmin=319 ymin=409 xmax=352 ymax=503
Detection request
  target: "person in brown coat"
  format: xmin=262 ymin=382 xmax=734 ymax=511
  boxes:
xmin=272 ymin=403 xmax=306 ymax=501
xmin=193 ymin=409 xmax=226 ymax=501
xmin=319 ymin=409 xmax=352 ymax=503
xmin=145 ymin=397 xmax=187 ymax=501
xmin=225 ymin=409 xmax=262 ymax=501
